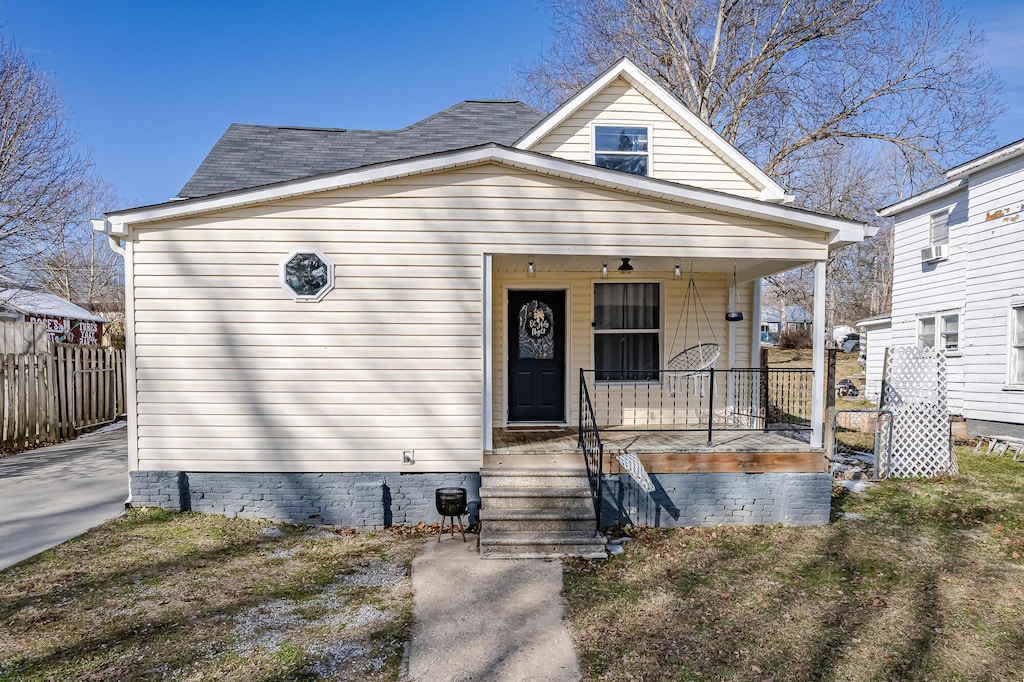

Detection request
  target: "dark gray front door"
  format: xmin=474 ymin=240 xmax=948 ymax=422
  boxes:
xmin=508 ymin=290 xmax=566 ymax=422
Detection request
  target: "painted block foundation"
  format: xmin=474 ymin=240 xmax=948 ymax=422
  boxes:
xmin=600 ymin=472 xmax=832 ymax=527
xmin=129 ymin=471 xmax=481 ymax=529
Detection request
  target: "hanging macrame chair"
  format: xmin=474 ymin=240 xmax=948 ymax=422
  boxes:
xmin=666 ymin=270 xmax=721 ymax=377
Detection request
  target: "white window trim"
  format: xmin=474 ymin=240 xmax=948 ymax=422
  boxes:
xmin=592 ymin=279 xmax=663 ymax=383
xmin=280 ymin=247 xmax=335 ymax=303
xmin=1007 ymin=302 xmax=1024 ymax=387
xmin=929 ymin=209 xmax=949 ymax=246
xmin=592 ymin=123 xmax=652 ymax=177
xmin=917 ymin=310 xmax=960 ymax=353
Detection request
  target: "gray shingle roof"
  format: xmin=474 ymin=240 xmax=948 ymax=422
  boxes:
xmin=178 ymin=100 xmax=546 ymax=198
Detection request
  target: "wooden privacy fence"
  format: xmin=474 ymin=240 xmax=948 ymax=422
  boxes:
xmin=1 ymin=321 xmax=50 ymax=354
xmin=1 ymin=344 xmax=126 ymax=451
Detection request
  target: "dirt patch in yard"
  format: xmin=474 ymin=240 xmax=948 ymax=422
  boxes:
xmin=0 ymin=510 xmax=425 ymax=681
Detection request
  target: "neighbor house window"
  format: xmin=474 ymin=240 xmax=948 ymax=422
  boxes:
xmin=1010 ymin=305 xmax=1024 ymax=384
xmin=930 ymin=210 xmax=949 ymax=245
xmin=593 ymin=125 xmax=649 ymax=176
xmin=594 ymin=282 xmax=660 ymax=380
xmin=918 ymin=312 xmax=959 ymax=351
xmin=280 ymin=248 xmax=334 ymax=302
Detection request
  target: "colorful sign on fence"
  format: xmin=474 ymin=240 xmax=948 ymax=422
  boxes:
xmin=25 ymin=315 xmax=103 ymax=345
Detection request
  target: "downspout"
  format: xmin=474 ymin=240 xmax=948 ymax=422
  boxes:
xmin=91 ymin=217 xmax=131 ymax=507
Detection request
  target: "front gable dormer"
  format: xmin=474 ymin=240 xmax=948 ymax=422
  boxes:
xmin=517 ymin=59 xmax=787 ymax=203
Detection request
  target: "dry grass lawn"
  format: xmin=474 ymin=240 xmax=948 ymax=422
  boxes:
xmin=563 ymin=446 xmax=1024 ymax=681
xmin=0 ymin=511 xmax=424 ymax=681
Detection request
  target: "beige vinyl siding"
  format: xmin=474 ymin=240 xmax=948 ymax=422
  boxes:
xmin=490 ymin=272 xmax=755 ymax=427
xmin=529 ymin=77 xmax=762 ymax=198
xmin=130 ymin=164 xmax=824 ymax=472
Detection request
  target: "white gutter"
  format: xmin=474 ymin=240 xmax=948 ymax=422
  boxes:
xmin=101 ymin=145 xmax=867 ymax=245
xmin=91 ymin=218 xmax=126 ymax=256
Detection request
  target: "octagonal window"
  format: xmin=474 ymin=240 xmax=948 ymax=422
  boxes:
xmin=280 ymin=248 xmax=334 ymax=302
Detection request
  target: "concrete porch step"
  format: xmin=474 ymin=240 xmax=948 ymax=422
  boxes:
xmin=479 ymin=468 xmax=591 ymax=489
xmin=480 ymin=508 xmax=596 ymax=533
xmin=479 ymin=530 xmax=607 ymax=560
xmin=479 ymin=486 xmax=594 ymax=511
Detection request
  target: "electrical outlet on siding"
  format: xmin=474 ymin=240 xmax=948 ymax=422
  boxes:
xmin=402 ymin=450 xmax=415 ymax=465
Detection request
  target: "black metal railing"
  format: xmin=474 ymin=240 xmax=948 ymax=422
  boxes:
xmin=579 ymin=367 xmax=813 ymax=441
xmin=578 ymin=368 xmax=605 ymax=534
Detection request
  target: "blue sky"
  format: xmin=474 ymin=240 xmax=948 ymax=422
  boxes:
xmin=2 ymin=1 xmax=1021 ymax=209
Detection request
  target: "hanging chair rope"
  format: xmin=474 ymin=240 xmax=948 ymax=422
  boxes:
xmin=666 ymin=268 xmax=721 ymax=376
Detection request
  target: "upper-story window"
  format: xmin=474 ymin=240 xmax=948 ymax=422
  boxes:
xmin=594 ymin=125 xmax=649 ymax=176
xmin=929 ymin=210 xmax=949 ymax=245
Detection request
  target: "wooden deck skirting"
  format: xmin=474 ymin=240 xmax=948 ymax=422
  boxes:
xmin=490 ymin=428 xmax=825 ymax=474
xmin=601 ymin=450 xmax=827 ymax=474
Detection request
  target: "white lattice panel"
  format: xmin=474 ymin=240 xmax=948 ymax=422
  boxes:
xmin=879 ymin=346 xmax=958 ymax=478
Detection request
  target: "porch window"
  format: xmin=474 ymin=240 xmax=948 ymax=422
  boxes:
xmin=918 ymin=312 xmax=959 ymax=351
xmin=594 ymin=125 xmax=649 ymax=176
xmin=594 ymin=282 xmax=660 ymax=380
xmin=1010 ymin=305 xmax=1024 ymax=384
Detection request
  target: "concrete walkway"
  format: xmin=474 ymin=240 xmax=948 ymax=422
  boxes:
xmin=405 ymin=536 xmax=582 ymax=681
xmin=0 ymin=425 xmax=129 ymax=571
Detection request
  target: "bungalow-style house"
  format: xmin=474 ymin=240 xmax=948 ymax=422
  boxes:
xmin=0 ymin=285 xmax=106 ymax=345
xmin=95 ymin=59 xmax=869 ymax=556
xmin=865 ymin=137 xmax=1024 ymax=439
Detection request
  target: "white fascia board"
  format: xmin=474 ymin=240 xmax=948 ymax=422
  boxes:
xmin=946 ymin=137 xmax=1024 ymax=180
xmin=514 ymin=58 xmax=787 ymax=203
xmin=105 ymin=144 xmax=863 ymax=242
xmin=857 ymin=315 xmax=891 ymax=328
xmin=876 ymin=179 xmax=966 ymax=218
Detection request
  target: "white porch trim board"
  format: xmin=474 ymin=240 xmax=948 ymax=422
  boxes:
xmin=811 ymin=261 xmax=826 ymax=447
xmin=482 ymin=253 xmax=493 ymax=452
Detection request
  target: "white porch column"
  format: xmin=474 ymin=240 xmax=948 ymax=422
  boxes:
xmin=482 ymin=254 xmax=493 ymax=451
xmin=726 ymin=281 xmax=737 ymax=421
xmin=811 ymin=260 xmax=826 ymax=447
xmin=750 ymin=278 xmax=762 ymax=369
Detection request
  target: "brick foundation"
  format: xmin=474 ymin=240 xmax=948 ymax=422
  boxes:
xmin=600 ymin=472 xmax=832 ymax=527
xmin=129 ymin=471 xmax=481 ymax=529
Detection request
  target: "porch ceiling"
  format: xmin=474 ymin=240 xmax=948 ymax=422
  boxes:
xmin=492 ymin=254 xmax=808 ymax=283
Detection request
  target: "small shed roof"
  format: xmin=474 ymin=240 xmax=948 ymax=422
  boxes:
xmin=761 ymin=305 xmax=812 ymax=324
xmin=0 ymin=288 xmax=107 ymax=323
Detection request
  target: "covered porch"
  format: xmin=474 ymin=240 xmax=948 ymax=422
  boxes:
xmin=483 ymin=252 xmax=830 ymax=453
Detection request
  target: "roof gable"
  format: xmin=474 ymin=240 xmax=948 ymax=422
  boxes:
xmin=516 ymin=58 xmax=787 ymax=203
xmin=178 ymin=100 xmax=544 ymax=198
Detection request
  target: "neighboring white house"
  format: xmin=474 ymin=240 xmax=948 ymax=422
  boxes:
xmin=94 ymin=59 xmax=869 ymax=539
xmin=856 ymin=313 xmax=892 ymax=402
xmin=867 ymin=136 xmax=1024 ymax=438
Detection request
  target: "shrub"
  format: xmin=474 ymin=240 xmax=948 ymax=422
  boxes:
xmin=777 ymin=328 xmax=813 ymax=349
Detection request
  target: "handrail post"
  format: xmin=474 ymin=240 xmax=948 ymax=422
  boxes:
xmin=578 ymin=368 xmax=584 ymax=449
xmin=706 ymin=368 xmax=715 ymax=447
xmin=596 ymin=438 xmax=603 ymax=535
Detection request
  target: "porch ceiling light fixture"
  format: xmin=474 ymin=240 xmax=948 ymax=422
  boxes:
xmin=527 ymin=257 xmax=536 ymax=278
xmin=602 ymin=258 xmax=608 ymax=279
xmin=674 ymin=260 xmax=681 ymax=279
xmin=617 ymin=257 xmax=634 ymax=274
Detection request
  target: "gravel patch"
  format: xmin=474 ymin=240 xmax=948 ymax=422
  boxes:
xmin=338 ymin=559 xmax=407 ymax=588
xmin=258 ymin=525 xmax=286 ymax=539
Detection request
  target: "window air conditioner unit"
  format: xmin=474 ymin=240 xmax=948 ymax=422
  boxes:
xmin=921 ymin=244 xmax=948 ymax=263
